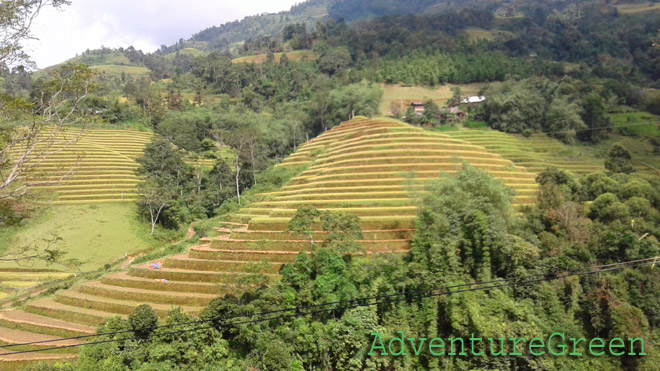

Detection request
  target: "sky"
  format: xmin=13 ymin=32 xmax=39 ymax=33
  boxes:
xmin=26 ymin=0 xmax=302 ymax=69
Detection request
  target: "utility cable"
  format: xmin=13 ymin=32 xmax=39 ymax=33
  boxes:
xmin=0 ymin=257 xmax=656 ymax=356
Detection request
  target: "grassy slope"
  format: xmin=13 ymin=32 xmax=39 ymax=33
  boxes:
xmin=380 ymin=83 xmax=488 ymax=115
xmin=462 ymin=27 xmax=515 ymax=42
xmin=616 ymin=2 xmax=660 ymax=14
xmin=445 ymin=127 xmax=660 ymax=176
xmin=164 ymin=48 xmax=206 ymax=60
xmin=0 ymin=203 xmax=156 ymax=272
xmin=90 ymin=65 xmax=151 ymax=77
xmin=607 ymin=110 xmax=659 ymax=138
xmin=232 ymin=50 xmax=316 ymax=64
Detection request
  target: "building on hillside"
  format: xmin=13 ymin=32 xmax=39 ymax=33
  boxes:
xmin=410 ymin=101 xmax=425 ymax=114
xmin=461 ymin=96 xmax=487 ymax=104
xmin=441 ymin=106 xmax=466 ymax=121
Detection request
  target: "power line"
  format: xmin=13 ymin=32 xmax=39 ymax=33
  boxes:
xmin=1 ymin=256 xmax=653 ymax=350
xmin=0 ymin=257 xmax=657 ymax=357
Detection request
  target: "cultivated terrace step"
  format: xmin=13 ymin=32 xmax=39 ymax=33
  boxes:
xmin=128 ymin=266 xmax=279 ymax=284
xmin=26 ymin=297 xmax=126 ymax=327
xmin=162 ymin=255 xmax=284 ymax=273
xmin=53 ymin=290 xmax=205 ymax=318
xmin=0 ymin=352 xmax=79 ymax=368
xmin=0 ymin=326 xmax=81 ymax=351
xmin=189 ymin=248 xmax=302 ymax=263
xmin=101 ymin=271 xmax=231 ymax=295
xmin=75 ymin=281 xmax=219 ymax=307
xmin=207 ymin=239 xmax=411 ymax=253
xmin=190 ymin=246 xmax=408 ymax=262
xmin=0 ymin=310 xmax=95 ymax=338
xmin=216 ymin=222 xmax=248 ymax=230
xmin=228 ymin=228 xmax=414 ymax=241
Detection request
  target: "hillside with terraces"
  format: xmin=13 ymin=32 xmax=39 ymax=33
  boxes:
xmin=444 ymin=130 xmax=658 ymax=176
xmin=0 ymin=117 xmax=545 ymax=367
xmin=19 ymin=129 xmax=153 ymax=204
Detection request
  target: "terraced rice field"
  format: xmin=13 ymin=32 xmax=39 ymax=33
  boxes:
xmin=15 ymin=128 xmax=153 ymax=204
xmin=0 ymin=272 xmax=73 ymax=303
xmin=232 ymin=50 xmax=316 ymax=64
xmin=444 ymin=129 xmax=658 ymax=176
xmin=0 ymin=272 xmax=73 ymax=291
xmin=0 ymin=117 xmax=544 ymax=365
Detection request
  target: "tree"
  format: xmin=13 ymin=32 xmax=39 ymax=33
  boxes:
xmin=129 ymin=304 xmax=159 ymax=339
xmin=422 ymin=99 xmax=440 ymax=126
xmin=279 ymin=52 xmax=289 ymax=66
xmin=318 ymin=46 xmax=351 ymax=75
xmin=0 ymin=0 xmax=70 ymax=67
xmin=320 ymin=211 xmax=363 ymax=254
xmin=136 ymin=137 xmax=191 ymax=234
xmin=447 ymin=86 xmax=462 ymax=107
xmin=138 ymin=177 xmax=176 ymax=235
xmin=288 ymin=206 xmax=365 ymax=259
xmin=328 ymin=81 xmax=382 ymax=123
xmin=605 ymin=143 xmax=635 ymax=174
xmin=544 ymin=97 xmax=586 ymax=143
xmin=136 ymin=138 xmax=190 ymax=184
xmin=578 ymin=93 xmax=608 ymax=141
xmin=224 ymin=128 xmax=258 ymax=206
xmin=288 ymin=206 xmax=322 ymax=255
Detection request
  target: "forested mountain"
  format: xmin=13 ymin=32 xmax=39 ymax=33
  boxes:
xmin=160 ymin=0 xmax=619 ymax=55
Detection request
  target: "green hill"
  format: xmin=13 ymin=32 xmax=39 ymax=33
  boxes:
xmin=17 ymin=128 xmax=153 ymax=204
xmin=0 ymin=117 xmax=542 ymax=365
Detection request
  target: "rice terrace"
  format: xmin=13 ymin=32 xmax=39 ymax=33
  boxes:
xmin=2 ymin=0 xmax=660 ymax=369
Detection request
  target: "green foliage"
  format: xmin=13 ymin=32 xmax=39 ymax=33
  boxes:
xmin=410 ymin=163 xmax=517 ymax=284
xmin=605 ymin=143 xmax=635 ymax=174
xmin=481 ymin=77 xmax=588 ymax=143
xmin=317 ymin=46 xmax=351 ymax=75
xmin=287 ymin=206 xmax=322 ymax=252
xmin=129 ymin=304 xmax=159 ymax=339
xmin=422 ymin=99 xmax=440 ymax=126
xmin=288 ymin=206 xmax=364 ymax=257
xmin=463 ymin=120 xmax=487 ymax=129
xmin=320 ymin=211 xmax=364 ymax=254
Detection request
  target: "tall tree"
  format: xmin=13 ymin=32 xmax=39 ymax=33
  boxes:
xmin=0 ymin=0 xmax=70 ymax=67
xmin=138 ymin=177 xmax=176 ymax=236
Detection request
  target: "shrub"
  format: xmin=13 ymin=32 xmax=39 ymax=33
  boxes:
xmin=590 ymin=193 xmax=630 ymax=223
xmin=582 ymin=172 xmax=617 ymax=200
xmin=620 ymin=179 xmax=655 ymax=201
xmin=604 ymin=143 xmax=634 ymax=174
xmin=129 ymin=304 xmax=159 ymax=339
xmin=626 ymin=197 xmax=652 ymax=218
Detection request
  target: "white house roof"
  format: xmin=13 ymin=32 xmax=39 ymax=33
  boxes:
xmin=461 ymin=96 xmax=486 ymax=104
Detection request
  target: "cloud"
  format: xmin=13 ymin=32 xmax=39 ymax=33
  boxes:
xmin=26 ymin=0 xmax=301 ymax=68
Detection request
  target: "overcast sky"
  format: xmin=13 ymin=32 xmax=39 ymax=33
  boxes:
xmin=26 ymin=0 xmax=302 ymax=69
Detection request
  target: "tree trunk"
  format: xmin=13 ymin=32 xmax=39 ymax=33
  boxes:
xmin=149 ymin=207 xmax=156 ymax=236
xmin=235 ymin=157 xmax=241 ymax=206
xmin=250 ymin=145 xmax=257 ymax=185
